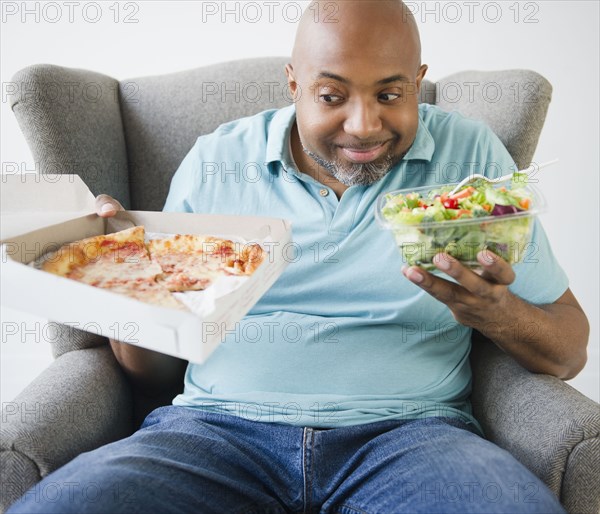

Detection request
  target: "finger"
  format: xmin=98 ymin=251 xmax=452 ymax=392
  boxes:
xmin=433 ymin=252 xmax=514 ymax=294
xmin=476 ymin=249 xmax=515 ymax=285
xmin=401 ymin=264 xmax=426 ymax=285
xmin=401 ymin=264 xmax=466 ymax=306
xmin=431 ymin=252 xmax=495 ymax=297
xmin=95 ymin=194 xmax=124 ymax=217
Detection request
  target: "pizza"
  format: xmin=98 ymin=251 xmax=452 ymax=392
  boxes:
xmin=41 ymin=226 xmax=265 ymax=310
xmin=148 ymin=235 xmax=264 ymax=292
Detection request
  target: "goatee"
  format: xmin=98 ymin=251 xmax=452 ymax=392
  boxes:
xmin=301 ymin=144 xmax=404 ymax=187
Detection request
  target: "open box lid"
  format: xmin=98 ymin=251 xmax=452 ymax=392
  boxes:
xmin=1 ymin=174 xmax=96 ymax=240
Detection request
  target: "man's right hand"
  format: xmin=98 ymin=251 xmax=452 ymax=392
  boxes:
xmin=94 ymin=193 xmax=188 ymax=394
xmin=95 ymin=194 xmax=124 ymax=217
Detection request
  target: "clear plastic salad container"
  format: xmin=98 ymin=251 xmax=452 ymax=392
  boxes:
xmin=375 ymin=177 xmax=544 ymax=270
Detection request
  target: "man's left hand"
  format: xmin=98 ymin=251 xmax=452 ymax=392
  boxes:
xmin=401 ymin=250 xmax=514 ymax=331
xmin=402 ymin=250 xmax=589 ymax=379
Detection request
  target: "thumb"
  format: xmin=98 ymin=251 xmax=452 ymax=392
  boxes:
xmin=95 ymin=194 xmax=124 ymax=217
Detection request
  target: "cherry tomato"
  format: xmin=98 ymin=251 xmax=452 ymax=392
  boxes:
xmin=443 ymin=198 xmax=459 ymax=209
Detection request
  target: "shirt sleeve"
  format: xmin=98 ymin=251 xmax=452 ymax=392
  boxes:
xmin=163 ymin=138 xmax=201 ymax=213
xmin=509 ymin=218 xmax=569 ymax=304
xmin=480 ymin=124 xmax=518 ymax=180
xmin=480 ymin=124 xmax=569 ymax=305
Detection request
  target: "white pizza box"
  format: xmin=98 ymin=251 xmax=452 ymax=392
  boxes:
xmin=0 ymin=174 xmax=292 ymax=363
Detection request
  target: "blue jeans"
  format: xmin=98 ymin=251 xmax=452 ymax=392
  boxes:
xmin=7 ymin=406 xmax=565 ymax=513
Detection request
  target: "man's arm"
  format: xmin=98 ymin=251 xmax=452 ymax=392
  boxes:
xmin=403 ymin=251 xmax=589 ymax=379
xmin=95 ymin=195 xmax=188 ymax=396
xmin=109 ymin=339 xmax=188 ymax=396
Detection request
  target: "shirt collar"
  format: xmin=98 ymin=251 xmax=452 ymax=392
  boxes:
xmin=265 ymin=104 xmax=297 ymax=172
xmin=402 ymin=107 xmax=435 ymax=162
xmin=264 ymin=103 xmax=436 ymax=171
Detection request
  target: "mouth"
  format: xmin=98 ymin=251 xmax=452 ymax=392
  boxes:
xmin=339 ymin=141 xmax=391 ymax=164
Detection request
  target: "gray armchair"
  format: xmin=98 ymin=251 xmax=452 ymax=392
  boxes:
xmin=2 ymin=58 xmax=599 ymax=514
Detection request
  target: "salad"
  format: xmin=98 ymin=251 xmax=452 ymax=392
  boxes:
xmin=376 ymin=173 xmax=539 ymax=269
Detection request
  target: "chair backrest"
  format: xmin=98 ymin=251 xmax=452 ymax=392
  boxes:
xmin=431 ymin=70 xmax=552 ymax=169
xmin=10 ymin=60 xmax=552 ymax=212
xmin=119 ymin=57 xmax=293 ymax=210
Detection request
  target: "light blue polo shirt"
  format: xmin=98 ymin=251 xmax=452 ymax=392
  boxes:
xmin=166 ymin=104 xmax=568 ymax=432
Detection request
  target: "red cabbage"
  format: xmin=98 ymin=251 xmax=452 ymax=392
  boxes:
xmin=491 ymin=204 xmax=521 ymax=216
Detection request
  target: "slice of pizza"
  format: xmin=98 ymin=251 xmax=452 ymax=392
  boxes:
xmin=147 ymin=235 xmax=265 ymax=292
xmin=41 ymin=226 xmax=185 ymax=310
xmin=42 ymin=225 xmax=149 ymax=277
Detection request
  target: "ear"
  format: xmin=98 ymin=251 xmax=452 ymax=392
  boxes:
xmin=285 ymin=63 xmax=300 ymax=101
xmin=416 ymin=64 xmax=428 ymax=91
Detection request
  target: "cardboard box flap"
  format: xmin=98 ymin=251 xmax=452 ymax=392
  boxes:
xmin=1 ymin=174 xmax=96 ymax=213
xmin=1 ymin=174 xmax=97 ymax=239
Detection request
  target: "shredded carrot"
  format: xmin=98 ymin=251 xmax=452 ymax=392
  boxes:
xmin=450 ymin=186 xmax=475 ymax=200
xmin=455 ymin=209 xmax=472 ymax=218
xmin=519 ymin=198 xmax=531 ymax=209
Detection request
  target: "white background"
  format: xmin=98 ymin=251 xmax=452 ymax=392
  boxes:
xmin=1 ymin=1 xmax=598 ymax=405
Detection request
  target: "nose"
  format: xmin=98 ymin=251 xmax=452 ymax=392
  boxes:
xmin=343 ymin=99 xmax=383 ymax=140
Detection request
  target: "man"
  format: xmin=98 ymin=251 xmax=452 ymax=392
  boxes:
xmin=9 ymin=1 xmax=588 ymax=513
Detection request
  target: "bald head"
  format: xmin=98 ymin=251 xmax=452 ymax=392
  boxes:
xmin=292 ymin=0 xmax=422 ymax=75
xmin=285 ymin=0 xmax=428 ymax=190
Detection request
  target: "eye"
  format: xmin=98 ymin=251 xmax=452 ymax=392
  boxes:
xmin=378 ymin=92 xmax=402 ymax=102
xmin=320 ymin=94 xmax=343 ymax=104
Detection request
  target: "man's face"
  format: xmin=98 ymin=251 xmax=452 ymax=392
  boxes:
xmin=287 ymin=6 xmax=427 ymax=187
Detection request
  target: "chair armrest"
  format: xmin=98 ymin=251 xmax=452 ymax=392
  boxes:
xmin=0 ymin=346 xmax=133 ymax=512
xmin=50 ymin=323 xmax=110 ymax=359
xmin=470 ymin=335 xmax=600 ymax=514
